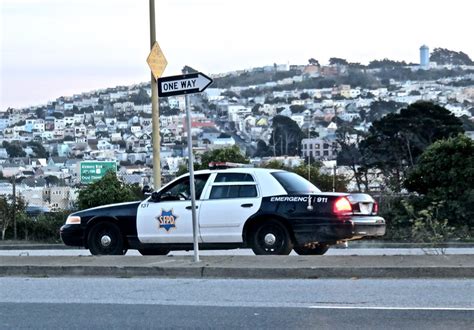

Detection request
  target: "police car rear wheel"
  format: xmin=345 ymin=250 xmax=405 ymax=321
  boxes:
xmin=88 ymin=222 xmax=125 ymax=255
xmin=251 ymin=220 xmax=293 ymax=255
xmin=293 ymin=244 xmax=329 ymax=255
xmin=138 ymin=248 xmax=170 ymax=256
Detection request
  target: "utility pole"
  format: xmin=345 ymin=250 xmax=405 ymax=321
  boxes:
xmin=149 ymin=0 xmax=161 ymax=188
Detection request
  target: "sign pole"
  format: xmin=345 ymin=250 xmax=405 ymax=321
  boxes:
xmin=185 ymin=93 xmax=200 ymax=262
xmin=149 ymin=0 xmax=161 ymax=189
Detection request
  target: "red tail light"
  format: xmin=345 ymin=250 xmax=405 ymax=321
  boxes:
xmin=373 ymin=202 xmax=378 ymax=214
xmin=333 ymin=197 xmax=352 ymax=214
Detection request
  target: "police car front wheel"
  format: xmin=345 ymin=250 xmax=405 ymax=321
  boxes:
xmin=87 ymin=222 xmax=125 ymax=255
xmin=251 ymin=220 xmax=293 ymax=255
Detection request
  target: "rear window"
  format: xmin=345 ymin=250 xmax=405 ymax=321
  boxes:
xmin=271 ymin=171 xmax=321 ymax=194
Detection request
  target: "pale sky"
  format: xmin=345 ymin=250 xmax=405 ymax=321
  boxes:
xmin=1 ymin=0 xmax=473 ymax=110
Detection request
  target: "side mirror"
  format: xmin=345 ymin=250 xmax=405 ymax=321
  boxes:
xmin=142 ymin=185 xmax=153 ymax=196
xmin=151 ymin=191 xmax=160 ymax=201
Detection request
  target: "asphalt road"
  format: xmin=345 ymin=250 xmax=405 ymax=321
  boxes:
xmin=0 ymin=278 xmax=472 ymax=329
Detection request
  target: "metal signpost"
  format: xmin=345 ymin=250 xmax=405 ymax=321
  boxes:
xmin=157 ymin=71 xmax=213 ymax=262
xmin=147 ymin=0 xmax=167 ymax=189
xmin=80 ymin=161 xmax=117 ymax=184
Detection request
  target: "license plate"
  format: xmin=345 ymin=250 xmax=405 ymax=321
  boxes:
xmin=359 ymin=203 xmax=372 ymax=214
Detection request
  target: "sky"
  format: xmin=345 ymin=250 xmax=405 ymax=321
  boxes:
xmin=1 ymin=0 xmax=473 ymax=110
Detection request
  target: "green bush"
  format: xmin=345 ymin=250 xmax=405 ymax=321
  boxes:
xmin=5 ymin=211 xmax=68 ymax=243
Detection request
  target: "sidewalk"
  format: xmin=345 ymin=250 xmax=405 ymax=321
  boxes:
xmin=1 ymin=255 xmax=473 ymax=279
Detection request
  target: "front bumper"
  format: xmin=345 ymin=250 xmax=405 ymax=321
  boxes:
xmin=60 ymin=224 xmax=84 ymax=247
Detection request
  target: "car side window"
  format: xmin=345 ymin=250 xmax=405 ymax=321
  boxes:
xmin=158 ymin=174 xmax=210 ymax=201
xmin=209 ymin=185 xmax=257 ymax=199
xmin=214 ymin=173 xmax=255 ymax=182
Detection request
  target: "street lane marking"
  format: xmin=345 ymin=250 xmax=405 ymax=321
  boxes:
xmin=308 ymin=306 xmax=474 ymax=311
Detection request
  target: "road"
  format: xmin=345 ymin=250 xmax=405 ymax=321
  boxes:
xmin=0 ymin=278 xmax=472 ymax=329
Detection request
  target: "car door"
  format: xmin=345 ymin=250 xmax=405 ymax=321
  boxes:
xmin=198 ymin=172 xmax=262 ymax=243
xmin=137 ymin=174 xmax=210 ymax=244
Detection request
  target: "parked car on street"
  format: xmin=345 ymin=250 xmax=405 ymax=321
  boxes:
xmin=60 ymin=165 xmax=385 ymax=255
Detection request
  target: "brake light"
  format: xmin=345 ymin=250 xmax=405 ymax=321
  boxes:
xmin=333 ymin=197 xmax=352 ymax=214
xmin=373 ymin=202 xmax=378 ymax=214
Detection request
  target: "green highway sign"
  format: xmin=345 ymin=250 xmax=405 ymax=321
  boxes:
xmin=80 ymin=161 xmax=117 ymax=184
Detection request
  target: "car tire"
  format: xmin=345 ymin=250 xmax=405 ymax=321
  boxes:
xmin=251 ymin=219 xmax=293 ymax=255
xmin=87 ymin=222 xmax=125 ymax=255
xmin=293 ymin=244 xmax=329 ymax=255
xmin=138 ymin=248 xmax=170 ymax=256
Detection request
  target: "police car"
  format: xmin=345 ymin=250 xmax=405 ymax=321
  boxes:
xmin=60 ymin=164 xmax=386 ymax=256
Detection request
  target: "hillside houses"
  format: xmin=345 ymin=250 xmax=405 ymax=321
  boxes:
xmin=0 ymin=61 xmax=472 ymax=210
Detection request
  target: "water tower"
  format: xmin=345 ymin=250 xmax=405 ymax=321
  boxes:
xmin=420 ymin=45 xmax=430 ymax=69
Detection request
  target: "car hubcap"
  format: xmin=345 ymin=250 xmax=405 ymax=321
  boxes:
xmin=264 ymin=233 xmax=276 ymax=246
xmin=101 ymin=235 xmax=112 ymax=247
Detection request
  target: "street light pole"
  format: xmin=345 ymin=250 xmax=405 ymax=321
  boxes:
xmin=149 ymin=0 xmax=161 ymax=188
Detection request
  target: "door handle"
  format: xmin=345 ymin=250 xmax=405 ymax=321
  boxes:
xmin=241 ymin=203 xmax=253 ymax=208
xmin=186 ymin=205 xmax=198 ymax=210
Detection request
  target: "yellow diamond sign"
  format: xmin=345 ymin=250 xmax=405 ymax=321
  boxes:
xmin=147 ymin=41 xmax=167 ymax=80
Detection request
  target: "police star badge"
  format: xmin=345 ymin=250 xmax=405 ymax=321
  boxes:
xmin=157 ymin=209 xmax=178 ymax=232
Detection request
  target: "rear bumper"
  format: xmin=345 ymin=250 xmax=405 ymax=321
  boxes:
xmin=60 ymin=224 xmax=84 ymax=247
xmin=352 ymin=216 xmax=386 ymax=237
xmin=293 ymin=216 xmax=386 ymax=245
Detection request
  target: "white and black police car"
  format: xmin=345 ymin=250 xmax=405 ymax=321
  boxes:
xmin=60 ymin=163 xmax=386 ymax=255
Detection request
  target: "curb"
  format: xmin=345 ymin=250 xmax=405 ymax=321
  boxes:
xmin=1 ymin=265 xmax=472 ymax=279
xmin=1 ymin=255 xmax=473 ymax=279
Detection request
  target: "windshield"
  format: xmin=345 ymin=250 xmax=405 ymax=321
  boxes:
xmin=271 ymin=171 xmax=321 ymax=194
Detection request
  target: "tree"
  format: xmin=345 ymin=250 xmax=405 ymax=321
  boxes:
xmin=360 ymin=102 xmax=464 ymax=191
xmin=404 ymin=135 xmax=473 ymax=229
xmin=366 ymin=100 xmax=404 ymax=122
xmin=2 ymin=141 xmax=26 ymax=158
xmin=254 ymin=140 xmax=271 ymax=157
xmin=329 ymin=57 xmax=348 ymax=66
xmin=308 ymin=58 xmax=320 ymax=66
xmin=45 ymin=175 xmax=60 ymax=186
xmin=430 ymin=48 xmax=473 ymax=65
xmin=368 ymin=58 xmax=407 ymax=69
xmin=129 ymin=88 xmax=151 ymax=105
xmin=289 ymin=104 xmax=306 ymax=113
xmin=251 ymin=104 xmax=262 ymax=115
xmin=336 ymin=125 xmax=370 ymax=191
xmin=268 ymin=115 xmax=305 ymax=156
xmin=27 ymin=141 xmax=48 ymax=158
xmin=0 ymin=194 xmax=27 ymax=240
xmin=35 ymin=108 xmax=45 ymax=119
xmin=197 ymin=146 xmax=249 ymax=170
xmin=76 ymin=171 xmax=142 ymax=210
xmin=300 ymin=92 xmax=310 ymax=100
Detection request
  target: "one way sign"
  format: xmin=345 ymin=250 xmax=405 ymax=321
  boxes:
xmin=158 ymin=72 xmax=213 ymax=97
